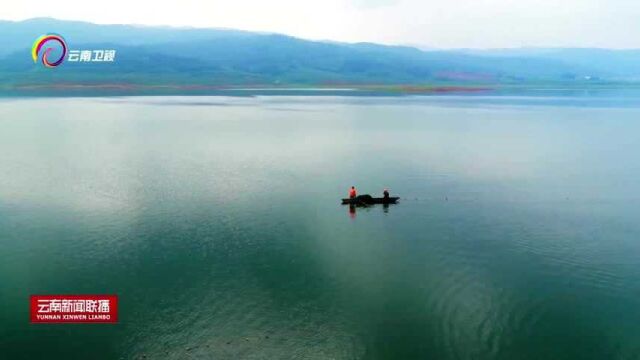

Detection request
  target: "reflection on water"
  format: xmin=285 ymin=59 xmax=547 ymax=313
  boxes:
xmin=347 ymin=202 xmax=394 ymax=219
xmin=349 ymin=204 xmax=356 ymax=219
xmin=1 ymin=95 xmax=640 ymax=359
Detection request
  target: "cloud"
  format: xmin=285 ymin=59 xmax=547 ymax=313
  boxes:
xmin=1 ymin=0 xmax=639 ymax=48
xmin=352 ymin=0 xmax=402 ymax=8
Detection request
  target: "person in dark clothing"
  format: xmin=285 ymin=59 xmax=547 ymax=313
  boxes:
xmin=383 ymin=188 xmax=390 ymax=199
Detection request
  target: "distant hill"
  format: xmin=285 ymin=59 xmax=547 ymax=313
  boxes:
xmin=2 ymin=17 xmax=640 ymax=87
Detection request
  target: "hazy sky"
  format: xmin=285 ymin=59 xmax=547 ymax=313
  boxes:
xmin=3 ymin=0 xmax=639 ymax=48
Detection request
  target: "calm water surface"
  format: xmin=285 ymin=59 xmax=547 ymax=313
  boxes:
xmin=1 ymin=95 xmax=639 ymax=359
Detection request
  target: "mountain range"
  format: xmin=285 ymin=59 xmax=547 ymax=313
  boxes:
xmin=2 ymin=17 xmax=640 ymax=87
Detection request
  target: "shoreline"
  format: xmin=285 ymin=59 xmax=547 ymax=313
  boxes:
xmin=0 ymin=84 xmax=493 ymax=98
xmin=2 ymin=83 xmax=640 ymax=98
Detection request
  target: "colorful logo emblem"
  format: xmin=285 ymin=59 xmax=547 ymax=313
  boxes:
xmin=32 ymin=34 xmax=68 ymax=68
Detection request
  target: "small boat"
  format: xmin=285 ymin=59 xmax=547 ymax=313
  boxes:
xmin=341 ymin=194 xmax=399 ymax=205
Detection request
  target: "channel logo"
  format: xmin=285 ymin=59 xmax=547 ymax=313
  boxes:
xmin=31 ymin=34 xmax=117 ymax=68
xmin=32 ymin=33 xmax=68 ymax=68
xmin=30 ymin=294 xmax=118 ymax=323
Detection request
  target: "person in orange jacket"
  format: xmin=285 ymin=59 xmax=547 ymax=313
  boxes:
xmin=349 ymin=186 xmax=357 ymax=199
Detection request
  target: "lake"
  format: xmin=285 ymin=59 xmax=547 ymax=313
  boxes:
xmin=1 ymin=94 xmax=639 ymax=359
